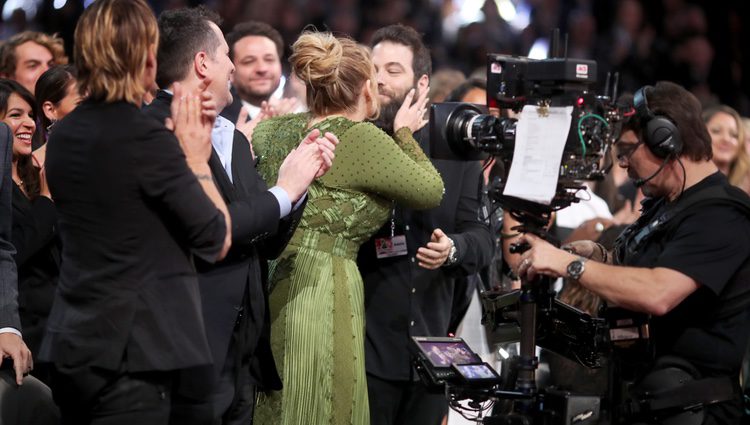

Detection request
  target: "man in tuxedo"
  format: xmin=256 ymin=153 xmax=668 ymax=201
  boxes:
xmin=358 ymin=24 xmax=493 ymax=425
xmin=220 ymin=21 xmax=300 ymax=127
xmin=144 ymin=7 xmax=336 ymax=424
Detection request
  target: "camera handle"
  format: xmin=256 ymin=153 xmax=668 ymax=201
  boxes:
xmin=506 ymin=207 xmax=558 ymax=416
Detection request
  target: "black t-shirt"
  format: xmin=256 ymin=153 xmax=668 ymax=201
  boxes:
xmin=615 ymin=172 xmax=750 ymax=423
xmin=620 ymin=172 xmax=750 ymax=377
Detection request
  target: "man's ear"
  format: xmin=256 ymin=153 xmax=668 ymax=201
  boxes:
xmin=194 ymin=51 xmax=209 ymax=79
xmin=416 ymin=74 xmax=429 ymax=97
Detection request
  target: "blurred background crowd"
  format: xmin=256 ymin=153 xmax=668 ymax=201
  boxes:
xmin=0 ymin=0 xmax=747 ymax=114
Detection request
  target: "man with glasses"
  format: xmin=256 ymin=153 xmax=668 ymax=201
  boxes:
xmin=515 ymin=82 xmax=750 ymax=424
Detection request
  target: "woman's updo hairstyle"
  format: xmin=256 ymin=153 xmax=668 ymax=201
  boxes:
xmin=290 ymin=31 xmax=377 ymax=118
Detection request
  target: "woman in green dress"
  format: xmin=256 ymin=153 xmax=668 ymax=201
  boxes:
xmin=253 ymin=32 xmax=444 ymax=425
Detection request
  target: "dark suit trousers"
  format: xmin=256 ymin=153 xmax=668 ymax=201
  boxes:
xmin=367 ymin=373 xmax=447 ymax=425
xmin=215 ymin=292 xmax=257 ymax=425
xmin=171 ymin=298 xmax=257 ymax=425
xmin=50 ymin=364 xmax=220 ymax=425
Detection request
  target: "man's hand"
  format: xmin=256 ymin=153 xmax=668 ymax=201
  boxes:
xmin=393 ymin=87 xmax=430 ymax=133
xmin=416 ymin=228 xmax=452 ymax=270
xmin=168 ymin=82 xmax=213 ymax=164
xmin=0 ymin=333 xmax=32 ymax=385
xmin=197 ymin=77 xmax=218 ymax=127
xmin=516 ymin=233 xmax=577 ymax=281
xmin=235 ymin=103 xmax=276 ymax=157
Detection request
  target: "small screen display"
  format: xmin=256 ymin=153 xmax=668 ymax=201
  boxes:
xmin=454 ymin=363 xmax=499 ymax=381
xmin=416 ymin=340 xmax=482 ymax=367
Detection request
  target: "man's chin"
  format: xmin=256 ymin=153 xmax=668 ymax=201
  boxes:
xmin=378 ymin=95 xmax=394 ymax=106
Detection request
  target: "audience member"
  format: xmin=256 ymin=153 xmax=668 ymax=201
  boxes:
xmin=34 ymin=65 xmax=79 ymax=144
xmin=252 ymin=31 xmax=444 ymax=425
xmin=703 ymin=105 xmax=750 ymax=194
xmin=144 ymin=7 xmax=335 ymax=424
xmin=38 ymin=0 xmax=232 ymax=423
xmin=0 ymin=113 xmax=58 ymax=425
xmin=359 ymin=24 xmax=492 ymax=425
xmin=222 ymin=20 xmax=301 ymax=139
xmin=0 ymin=32 xmax=67 ymax=95
xmin=0 ymin=79 xmax=57 ymax=385
xmin=0 ymin=108 xmax=32 ymax=389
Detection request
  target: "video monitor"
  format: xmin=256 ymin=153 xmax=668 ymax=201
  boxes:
xmin=452 ymin=362 xmax=501 ymax=385
xmin=412 ymin=337 xmax=482 ymax=368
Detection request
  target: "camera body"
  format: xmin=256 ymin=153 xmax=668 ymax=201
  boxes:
xmin=430 ymin=54 xmax=623 ymax=212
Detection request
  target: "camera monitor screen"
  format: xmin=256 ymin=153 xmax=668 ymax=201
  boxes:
xmin=452 ymin=363 xmax=500 ymax=384
xmin=414 ymin=338 xmax=482 ymax=368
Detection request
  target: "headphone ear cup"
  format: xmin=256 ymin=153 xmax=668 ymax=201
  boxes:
xmin=645 ymin=116 xmax=681 ymax=158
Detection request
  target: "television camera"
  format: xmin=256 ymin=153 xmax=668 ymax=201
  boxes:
xmin=418 ymin=34 xmax=628 ymax=424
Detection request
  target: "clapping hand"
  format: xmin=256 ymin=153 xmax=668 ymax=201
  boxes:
xmin=167 ymin=81 xmax=214 ymax=164
xmin=276 ymin=129 xmax=339 ymax=202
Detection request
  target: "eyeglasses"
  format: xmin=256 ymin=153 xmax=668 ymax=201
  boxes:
xmin=614 ymin=141 xmax=643 ymax=163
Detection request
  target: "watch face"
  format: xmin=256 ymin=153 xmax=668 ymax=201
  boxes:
xmin=567 ymin=259 xmax=585 ymax=279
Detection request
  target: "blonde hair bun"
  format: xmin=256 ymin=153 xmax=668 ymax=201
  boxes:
xmin=290 ymin=32 xmax=343 ymax=88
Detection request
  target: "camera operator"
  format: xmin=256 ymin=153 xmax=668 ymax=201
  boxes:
xmin=516 ymin=81 xmax=750 ymax=424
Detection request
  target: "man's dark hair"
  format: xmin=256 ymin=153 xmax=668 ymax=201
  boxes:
xmin=156 ymin=6 xmax=222 ymax=89
xmin=632 ymin=81 xmax=712 ymax=161
xmin=226 ymin=21 xmax=284 ymax=62
xmin=371 ymin=24 xmax=432 ymax=83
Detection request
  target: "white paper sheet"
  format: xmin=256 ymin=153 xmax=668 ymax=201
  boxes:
xmin=502 ymin=105 xmax=573 ymax=205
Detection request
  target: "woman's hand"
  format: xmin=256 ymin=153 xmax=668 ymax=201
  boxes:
xmin=393 ymin=87 xmax=430 ymax=134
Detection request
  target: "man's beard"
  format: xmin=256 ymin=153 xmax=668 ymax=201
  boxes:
xmin=371 ymin=87 xmax=415 ymax=136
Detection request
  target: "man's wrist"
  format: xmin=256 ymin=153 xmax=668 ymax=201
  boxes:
xmin=443 ymin=237 xmax=458 ymax=267
xmin=0 ymin=328 xmax=22 ymax=338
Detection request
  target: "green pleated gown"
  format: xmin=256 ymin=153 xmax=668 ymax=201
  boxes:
xmin=252 ymin=113 xmax=444 ymax=425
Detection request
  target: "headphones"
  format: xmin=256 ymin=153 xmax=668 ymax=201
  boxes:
xmin=633 ymin=86 xmax=682 ymax=158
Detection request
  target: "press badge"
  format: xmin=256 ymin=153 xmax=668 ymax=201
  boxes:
xmin=375 ymin=235 xmax=408 ymax=258
xmin=376 ymin=205 xmax=408 ymax=258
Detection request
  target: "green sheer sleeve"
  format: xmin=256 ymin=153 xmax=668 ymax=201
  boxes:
xmin=320 ymin=122 xmax=444 ymax=210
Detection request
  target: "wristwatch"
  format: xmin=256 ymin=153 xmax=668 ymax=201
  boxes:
xmin=566 ymin=256 xmax=588 ymax=280
xmin=444 ymin=238 xmax=458 ymax=267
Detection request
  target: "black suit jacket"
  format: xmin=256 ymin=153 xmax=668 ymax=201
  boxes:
xmin=358 ymin=126 xmax=493 ymax=380
xmin=0 ymin=123 xmax=19 ymax=331
xmin=39 ymin=99 xmax=227 ymax=373
xmin=145 ymin=91 xmax=301 ymax=390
